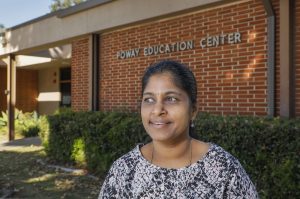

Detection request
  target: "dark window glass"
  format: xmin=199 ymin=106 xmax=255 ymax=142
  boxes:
xmin=60 ymin=68 xmax=71 ymax=81
xmin=60 ymin=67 xmax=71 ymax=107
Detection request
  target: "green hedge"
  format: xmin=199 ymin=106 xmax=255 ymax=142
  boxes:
xmin=195 ymin=113 xmax=299 ymax=198
xmin=0 ymin=109 xmax=41 ymax=137
xmin=39 ymin=111 xmax=300 ymax=198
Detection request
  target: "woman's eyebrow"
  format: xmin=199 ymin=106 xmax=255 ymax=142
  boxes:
xmin=142 ymin=92 xmax=154 ymax=96
xmin=165 ymin=91 xmax=182 ymax=96
xmin=143 ymin=91 xmax=182 ymax=96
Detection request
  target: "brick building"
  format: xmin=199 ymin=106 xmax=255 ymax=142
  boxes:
xmin=0 ymin=0 xmax=299 ymax=119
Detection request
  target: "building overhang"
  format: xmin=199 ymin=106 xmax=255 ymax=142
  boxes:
xmin=0 ymin=44 xmax=71 ymax=69
xmin=0 ymin=0 xmax=234 ymax=58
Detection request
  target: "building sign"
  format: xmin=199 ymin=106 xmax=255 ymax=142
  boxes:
xmin=117 ymin=32 xmax=241 ymax=59
xmin=200 ymin=32 xmax=241 ymax=48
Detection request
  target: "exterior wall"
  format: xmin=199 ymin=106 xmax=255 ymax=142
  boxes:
xmin=10 ymin=0 xmax=296 ymax=117
xmin=273 ymin=0 xmax=300 ymax=117
xmin=71 ymin=37 xmax=91 ymax=111
xmin=38 ymin=67 xmax=60 ymax=115
xmin=16 ymin=69 xmax=38 ymax=112
xmin=0 ymin=67 xmax=7 ymax=112
xmin=272 ymin=0 xmax=280 ymax=116
xmin=295 ymin=0 xmax=300 ymax=116
xmin=1 ymin=0 xmax=223 ymax=56
xmin=99 ymin=0 xmax=268 ymax=116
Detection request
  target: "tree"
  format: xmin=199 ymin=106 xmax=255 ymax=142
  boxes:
xmin=50 ymin=0 xmax=89 ymax=12
xmin=0 ymin=24 xmax=5 ymax=45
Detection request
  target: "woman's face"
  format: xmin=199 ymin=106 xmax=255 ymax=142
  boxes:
xmin=141 ymin=73 xmax=196 ymax=143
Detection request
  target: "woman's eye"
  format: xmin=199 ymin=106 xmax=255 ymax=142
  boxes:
xmin=166 ymin=96 xmax=177 ymax=103
xmin=143 ymin=98 xmax=155 ymax=103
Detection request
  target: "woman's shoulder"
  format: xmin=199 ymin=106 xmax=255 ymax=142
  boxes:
xmin=204 ymin=143 xmax=245 ymax=172
xmin=207 ymin=144 xmax=258 ymax=197
xmin=109 ymin=144 xmax=143 ymax=173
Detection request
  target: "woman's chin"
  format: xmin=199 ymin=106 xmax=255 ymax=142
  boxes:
xmin=148 ymin=133 xmax=173 ymax=142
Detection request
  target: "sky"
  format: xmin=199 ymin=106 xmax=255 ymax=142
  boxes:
xmin=0 ymin=0 xmax=53 ymax=28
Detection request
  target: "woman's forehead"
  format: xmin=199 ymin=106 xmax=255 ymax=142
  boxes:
xmin=145 ymin=73 xmax=177 ymax=88
xmin=143 ymin=73 xmax=187 ymax=95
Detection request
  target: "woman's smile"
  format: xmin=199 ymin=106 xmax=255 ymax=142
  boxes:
xmin=149 ymin=120 xmax=172 ymax=128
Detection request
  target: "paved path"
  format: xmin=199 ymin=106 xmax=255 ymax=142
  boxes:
xmin=0 ymin=136 xmax=41 ymax=151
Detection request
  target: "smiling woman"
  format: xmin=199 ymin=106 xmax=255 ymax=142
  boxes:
xmin=98 ymin=60 xmax=258 ymax=199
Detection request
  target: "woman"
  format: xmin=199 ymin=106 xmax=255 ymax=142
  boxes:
xmin=99 ymin=60 xmax=258 ymax=198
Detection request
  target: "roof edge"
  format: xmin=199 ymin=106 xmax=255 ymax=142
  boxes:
xmin=8 ymin=0 xmax=114 ymax=30
xmin=57 ymin=0 xmax=113 ymax=18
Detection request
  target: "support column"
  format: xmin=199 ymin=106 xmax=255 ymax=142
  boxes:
xmin=280 ymin=0 xmax=294 ymax=118
xmin=261 ymin=0 xmax=275 ymax=117
xmin=92 ymin=34 xmax=99 ymax=111
xmin=4 ymin=54 xmax=16 ymax=141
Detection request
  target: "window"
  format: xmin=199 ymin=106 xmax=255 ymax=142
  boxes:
xmin=60 ymin=67 xmax=71 ymax=107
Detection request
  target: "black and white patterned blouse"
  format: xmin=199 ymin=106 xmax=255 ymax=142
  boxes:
xmin=99 ymin=143 xmax=258 ymax=198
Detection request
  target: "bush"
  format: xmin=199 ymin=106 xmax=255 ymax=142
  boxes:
xmin=71 ymin=138 xmax=86 ymax=167
xmin=43 ymin=111 xmax=299 ymax=198
xmin=83 ymin=112 xmax=149 ymax=175
xmin=195 ymin=113 xmax=300 ymax=198
xmin=0 ymin=111 xmax=8 ymax=127
xmin=38 ymin=115 xmax=50 ymax=148
xmin=18 ymin=111 xmax=40 ymax=137
xmin=0 ymin=109 xmax=41 ymax=137
xmin=44 ymin=111 xmax=91 ymax=163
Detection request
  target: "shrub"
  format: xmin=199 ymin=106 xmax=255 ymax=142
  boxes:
xmin=83 ymin=112 xmax=128 ymax=174
xmin=43 ymin=111 xmax=299 ymax=198
xmin=45 ymin=111 xmax=90 ymax=163
xmin=83 ymin=112 xmax=149 ymax=175
xmin=38 ymin=115 xmax=50 ymax=148
xmin=0 ymin=111 xmax=8 ymax=127
xmin=71 ymin=138 xmax=86 ymax=167
xmin=18 ymin=111 xmax=40 ymax=137
xmin=0 ymin=109 xmax=41 ymax=137
xmin=195 ymin=113 xmax=300 ymax=199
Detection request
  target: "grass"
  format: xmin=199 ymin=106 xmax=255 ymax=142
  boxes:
xmin=0 ymin=140 xmax=101 ymax=198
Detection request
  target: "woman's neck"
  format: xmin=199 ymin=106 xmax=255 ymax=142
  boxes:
xmin=151 ymin=137 xmax=192 ymax=168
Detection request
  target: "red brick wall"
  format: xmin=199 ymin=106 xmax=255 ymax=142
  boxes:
xmin=0 ymin=67 xmax=7 ymax=112
xmin=99 ymin=0 xmax=268 ymax=116
xmin=71 ymin=37 xmax=90 ymax=111
xmin=16 ymin=69 xmax=38 ymax=112
xmin=295 ymin=0 xmax=300 ymax=116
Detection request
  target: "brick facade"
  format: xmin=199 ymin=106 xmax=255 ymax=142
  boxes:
xmin=71 ymin=37 xmax=91 ymax=111
xmin=99 ymin=0 xmax=268 ymax=116
xmin=67 ymin=0 xmax=299 ymax=117
xmin=1 ymin=1 xmax=298 ymax=117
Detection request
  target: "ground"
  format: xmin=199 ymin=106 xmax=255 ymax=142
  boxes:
xmin=0 ymin=136 xmax=101 ymax=199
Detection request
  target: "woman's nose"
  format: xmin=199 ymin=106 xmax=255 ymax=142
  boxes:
xmin=151 ymin=101 xmax=166 ymax=116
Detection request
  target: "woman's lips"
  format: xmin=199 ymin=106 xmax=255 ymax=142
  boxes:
xmin=149 ymin=121 xmax=171 ymax=128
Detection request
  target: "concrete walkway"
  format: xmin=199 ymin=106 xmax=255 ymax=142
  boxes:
xmin=0 ymin=136 xmax=41 ymax=151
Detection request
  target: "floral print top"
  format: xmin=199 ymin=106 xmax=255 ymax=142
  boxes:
xmin=98 ymin=143 xmax=258 ymax=199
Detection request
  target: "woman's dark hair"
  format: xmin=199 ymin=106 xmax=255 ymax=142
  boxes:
xmin=142 ymin=60 xmax=197 ymax=110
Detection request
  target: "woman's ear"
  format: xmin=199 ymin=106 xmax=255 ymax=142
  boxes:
xmin=191 ymin=106 xmax=198 ymax=121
